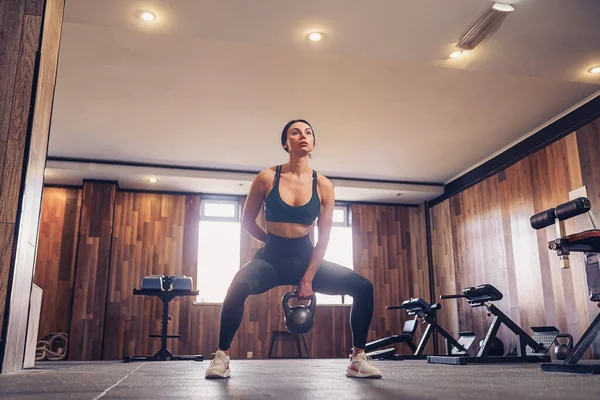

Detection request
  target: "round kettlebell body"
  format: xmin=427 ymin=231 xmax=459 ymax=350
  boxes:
xmin=555 ymin=344 xmax=570 ymax=360
xmin=282 ymin=292 xmax=317 ymax=335
xmin=478 ymin=337 xmax=505 ymax=356
xmin=553 ymin=333 xmax=573 ymax=360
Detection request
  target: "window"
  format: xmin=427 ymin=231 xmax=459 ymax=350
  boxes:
xmin=196 ymin=198 xmax=241 ymax=303
xmin=313 ymin=204 xmax=354 ymax=305
xmin=196 ymin=200 xmax=353 ymax=305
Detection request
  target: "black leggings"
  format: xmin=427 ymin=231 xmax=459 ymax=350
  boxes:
xmin=218 ymin=233 xmax=374 ymax=350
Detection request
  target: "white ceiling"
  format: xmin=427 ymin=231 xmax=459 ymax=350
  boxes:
xmin=45 ymin=0 xmax=600 ymax=203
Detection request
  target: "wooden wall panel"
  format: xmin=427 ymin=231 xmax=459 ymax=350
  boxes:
xmin=0 ymin=0 xmax=28 ymax=338
xmin=0 ymin=0 xmax=25 ymax=142
xmin=429 ymin=117 xmax=600 ymax=358
xmin=35 ymin=189 xmax=428 ymax=360
xmin=69 ymin=182 xmax=117 ymax=360
xmin=0 ymin=224 xmax=16 ymax=330
xmin=103 ymin=192 xmax=199 ymax=360
xmin=351 ymin=204 xmax=431 ymax=355
xmin=33 ymin=188 xmax=82 ymax=339
xmin=1 ymin=0 xmax=65 ymax=373
xmin=25 ymin=0 xmax=45 ymax=16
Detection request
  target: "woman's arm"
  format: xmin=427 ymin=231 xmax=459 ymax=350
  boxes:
xmin=241 ymin=170 xmax=270 ymax=243
xmin=297 ymin=175 xmax=335 ymax=298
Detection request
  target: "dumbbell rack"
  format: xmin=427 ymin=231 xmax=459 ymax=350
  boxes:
xmin=123 ymin=277 xmax=203 ymax=363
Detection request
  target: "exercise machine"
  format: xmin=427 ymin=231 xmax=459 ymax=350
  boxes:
xmin=364 ymin=297 xmax=476 ymax=360
xmin=123 ymin=275 xmax=204 ymax=363
xmin=531 ymin=196 xmax=600 ymax=374
xmin=428 ymin=283 xmax=559 ymax=365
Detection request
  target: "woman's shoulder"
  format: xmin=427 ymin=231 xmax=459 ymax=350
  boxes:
xmin=255 ymin=166 xmax=278 ymax=184
xmin=315 ymin=171 xmax=333 ymax=190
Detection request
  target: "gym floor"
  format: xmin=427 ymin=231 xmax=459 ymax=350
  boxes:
xmin=1 ymin=359 xmax=598 ymax=399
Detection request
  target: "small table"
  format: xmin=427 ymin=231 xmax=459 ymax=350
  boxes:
xmin=123 ymin=287 xmax=203 ymax=362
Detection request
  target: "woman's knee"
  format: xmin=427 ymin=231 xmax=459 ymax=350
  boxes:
xmin=359 ymin=277 xmax=374 ymax=297
xmin=223 ymin=279 xmax=252 ymax=305
xmin=350 ymin=275 xmax=374 ymax=299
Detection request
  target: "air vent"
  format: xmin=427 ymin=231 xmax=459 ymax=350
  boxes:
xmin=456 ymin=3 xmax=514 ymax=50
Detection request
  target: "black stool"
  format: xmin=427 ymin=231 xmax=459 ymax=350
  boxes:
xmin=268 ymin=330 xmax=310 ymax=359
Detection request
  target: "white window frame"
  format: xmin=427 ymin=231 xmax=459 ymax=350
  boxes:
xmin=200 ymin=197 xmax=240 ymax=222
xmin=196 ymin=196 xmax=242 ymax=303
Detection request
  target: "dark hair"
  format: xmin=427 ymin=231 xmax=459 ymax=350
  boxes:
xmin=281 ymin=119 xmax=316 ymax=153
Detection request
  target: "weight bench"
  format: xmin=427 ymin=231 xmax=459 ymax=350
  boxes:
xmin=364 ymin=297 xmax=475 ymax=360
xmin=428 ymin=284 xmax=559 ymax=365
xmin=531 ymin=197 xmax=600 ymax=374
xmin=123 ymin=275 xmax=203 ymax=363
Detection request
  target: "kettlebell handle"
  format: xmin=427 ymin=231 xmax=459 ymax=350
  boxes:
xmin=555 ymin=333 xmax=573 ymax=347
xmin=282 ymin=291 xmax=317 ymax=310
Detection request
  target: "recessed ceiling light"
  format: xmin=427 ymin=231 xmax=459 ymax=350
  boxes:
xmin=449 ymin=50 xmax=463 ymax=59
xmin=308 ymin=32 xmax=322 ymax=41
xmin=588 ymin=66 xmax=600 ymax=74
xmin=492 ymin=3 xmax=515 ymax=12
xmin=148 ymin=177 xmax=158 ymax=183
xmin=139 ymin=11 xmax=156 ymax=22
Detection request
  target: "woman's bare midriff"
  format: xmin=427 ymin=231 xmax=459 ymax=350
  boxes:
xmin=266 ymin=221 xmax=313 ymax=239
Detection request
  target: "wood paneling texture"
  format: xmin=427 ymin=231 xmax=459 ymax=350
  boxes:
xmin=429 ymin=117 xmax=600 ymax=358
xmin=0 ymin=224 xmax=16 ymax=331
xmin=1 ymin=0 xmax=65 ymax=373
xmin=25 ymin=0 xmax=45 ymax=16
xmin=351 ymin=204 xmax=432 ymax=355
xmin=33 ymin=188 xmax=82 ymax=339
xmin=69 ymin=182 xmax=117 ymax=360
xmin=103 ymin=192 xmax=199 ymax=360
xmin=34 ymin=188 xmax=430 ymax=360
xmin=0 ymin=0 xmax=28 ymax=345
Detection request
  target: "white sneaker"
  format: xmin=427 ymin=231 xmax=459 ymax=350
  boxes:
xmin=346 ymin=352 xmax=382 ymax=379
xmin=205 ymin=350 xmax=231 ymax=379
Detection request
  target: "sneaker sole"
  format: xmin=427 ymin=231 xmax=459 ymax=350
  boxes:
xmin=346 ymin=369 xmax=382 ymax=379
xmin=205 ymin=370 xmax=231 ymax=379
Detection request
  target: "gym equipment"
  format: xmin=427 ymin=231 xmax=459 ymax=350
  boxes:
xmin=36 ymin=332 xmax=68 ymax=361
xmin=554 ymin=334 xmax=573 ymax=361
xmin=532 ymin=197 xmax=600 ymax=374
xmin=364 ymin=297 xmax=476 ymax=360
xmin=428 ymin=283 xmax=559 ymax=365
xmin=123 ymin=275 xmax=203 ymax=362
xmin=478 ymin=337 xmax=505 ymax=357
xmin=282 ymin=292 xmax=316 ymax=335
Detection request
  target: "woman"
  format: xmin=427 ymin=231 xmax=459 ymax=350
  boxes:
xmin=205 ymin=119 xmax=382 ymax=379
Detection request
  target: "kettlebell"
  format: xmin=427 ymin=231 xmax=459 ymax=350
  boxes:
xmin=478 ymin=337 xmax=505 ymax=356
xmin=554 ymin=333 xmax=573 ymax=360
xmin=282 ymin=291 xmax=317 ymax=335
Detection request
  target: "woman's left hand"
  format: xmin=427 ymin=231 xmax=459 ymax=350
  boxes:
xmin=296 ymin=280 xmax=314 ymax=300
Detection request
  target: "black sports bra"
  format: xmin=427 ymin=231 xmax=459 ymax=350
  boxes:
xmin=264 ymin=165 xmax=320 ymax=225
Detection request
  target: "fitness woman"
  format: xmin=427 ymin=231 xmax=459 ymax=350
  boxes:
xmin=205 ymin=120 xmax=382 ymax=379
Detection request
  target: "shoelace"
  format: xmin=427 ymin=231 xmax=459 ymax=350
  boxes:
xmin=354 ymin=353 xmax=374 ymax=365
xmin=210 ymin=353 xmax=228 ymax=367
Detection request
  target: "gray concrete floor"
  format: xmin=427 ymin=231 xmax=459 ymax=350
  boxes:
xmin=0 ymin=359 xmax=598 ymax=399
